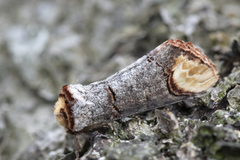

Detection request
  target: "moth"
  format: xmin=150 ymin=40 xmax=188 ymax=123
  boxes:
xmin=54 ymin=39 xmax=219 ymax=134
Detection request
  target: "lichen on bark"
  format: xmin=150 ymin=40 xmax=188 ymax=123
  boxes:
xmin=1 ymin=0 xmax=240 ymax=160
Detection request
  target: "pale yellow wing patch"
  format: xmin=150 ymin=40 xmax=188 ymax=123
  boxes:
xmin=169 ymin=55 xmax=219 ymax=95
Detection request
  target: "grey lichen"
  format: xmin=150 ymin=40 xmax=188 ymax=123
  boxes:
xmin=211 ymin=69 xmax=240 ymax=104
xmin=1 ymin=0 xmax=240 ymax=160
xmin=192 ymin=124 xmax=240 ymax=160
xmin=228 ymin=85 xmax=240 ymax=111
xmin=211 ymin=110 xmax=240 ymax=126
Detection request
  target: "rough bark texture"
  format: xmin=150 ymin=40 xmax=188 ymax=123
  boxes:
xmin=1 ymin=1 xmax=240 ymax=160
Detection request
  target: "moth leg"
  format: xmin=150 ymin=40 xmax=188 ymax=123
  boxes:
xmin=74 ymin=133 xmax=90 ymax=160
xmin=153 ymin=108 xmax=179 ymax=134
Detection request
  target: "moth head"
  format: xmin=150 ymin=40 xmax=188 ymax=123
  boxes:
xmin=54 ymin=85 xmax=76 ymax=133
xmin=167 ymin=39 xmax=219 ymax=96
xmin=54 ymin=95 xmax=68 ymax=129
xmin=54 ymin=84 xmax=91 ymax=134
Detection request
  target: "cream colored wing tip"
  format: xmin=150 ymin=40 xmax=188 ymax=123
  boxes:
xmin=167 ymin=40 xmax=219 ymax=96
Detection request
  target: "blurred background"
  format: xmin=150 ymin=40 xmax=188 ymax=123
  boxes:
xmin=0 ymin=0 xmax=240 ymax=159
